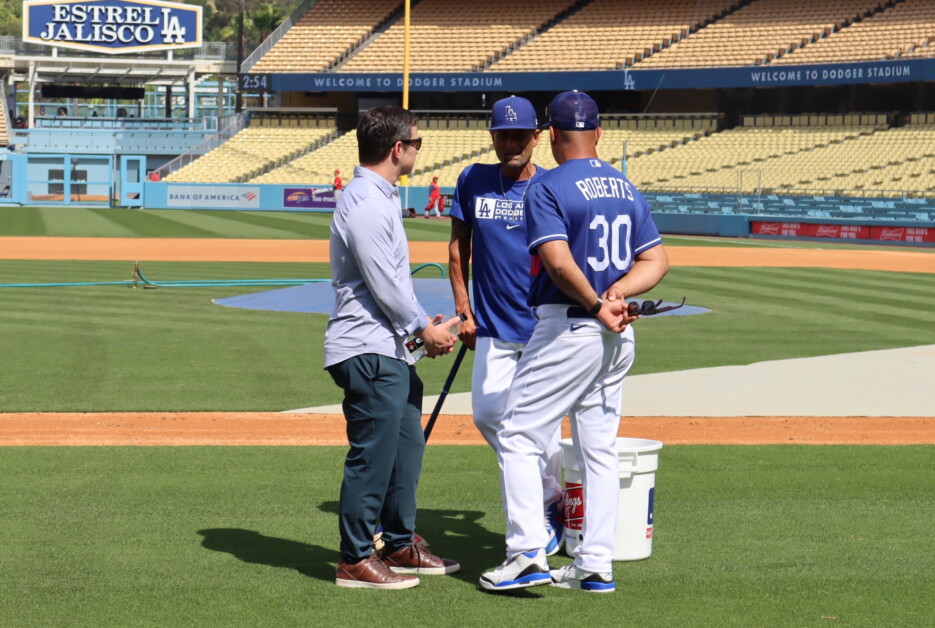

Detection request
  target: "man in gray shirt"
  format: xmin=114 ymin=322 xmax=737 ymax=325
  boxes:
xmin=325 ymin=106 xmax=461 ymax=590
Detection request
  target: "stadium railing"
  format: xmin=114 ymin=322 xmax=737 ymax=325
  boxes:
xmin=156 ymin=112 xmax=251 ymax=180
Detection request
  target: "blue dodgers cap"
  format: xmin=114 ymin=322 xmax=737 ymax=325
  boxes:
xmin=544 ymin=90 xmax=600 ymax=130
xmin=489 ymin=96 xmax=538 ymax=131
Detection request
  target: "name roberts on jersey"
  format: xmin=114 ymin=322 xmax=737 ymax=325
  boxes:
xmin=475 ymin=197 xmax=525 ymax=221
xmin=574 ymin=174 xmax=636 ymax=202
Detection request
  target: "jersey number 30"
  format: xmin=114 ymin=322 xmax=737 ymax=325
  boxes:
xmin=587 ymin=215 xmax=632 ymax=271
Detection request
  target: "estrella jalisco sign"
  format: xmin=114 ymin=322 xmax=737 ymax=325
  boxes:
xmin=23 ymin=0 xmax=202 ymax=54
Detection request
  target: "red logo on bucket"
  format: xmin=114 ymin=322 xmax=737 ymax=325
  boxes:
xmin=646 ymin=527 xmax=653 ymax=539
xmin=564 ymin=482 xmax=584 ymax=531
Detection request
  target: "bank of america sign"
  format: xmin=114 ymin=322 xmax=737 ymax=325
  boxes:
xmin=23 ymin=0 xmax=202 ymax=54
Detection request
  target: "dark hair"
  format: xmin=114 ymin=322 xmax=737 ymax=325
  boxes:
xmin=357 ymin=106 xmax=418 ymax=164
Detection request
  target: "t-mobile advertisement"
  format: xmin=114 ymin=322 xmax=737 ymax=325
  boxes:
xmin=283 ymin=187 xmax=336 ymax=210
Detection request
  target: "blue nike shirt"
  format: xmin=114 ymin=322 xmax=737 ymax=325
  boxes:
xmin=450 ymin=162 xmax=547 ymax=343
xmin=524 ymin=158 xmax=662 ymax=307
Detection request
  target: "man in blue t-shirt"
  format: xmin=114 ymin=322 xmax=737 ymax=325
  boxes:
xmin=448 ymin=96 xmax=564 ymax=557
xmin=480 ymin=91 xmax=670 ymax=594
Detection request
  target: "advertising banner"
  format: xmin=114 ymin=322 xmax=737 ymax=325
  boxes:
xmin=282 ymin=187 xmax=336 ymax=210
xmin=23 ymin=0 xmax=202 ymax=54
xmin=871 ymin=226 xmax=935 ymax=243
xmin=808 ymin=224 xmax=870 ymax=239
xmin=268 ymin=59 xmax=935 ymax=93
xmin=750 ymin=221 xmax=808 ymax=237
xmin=166 ymin=185 xmax=259 ymax=209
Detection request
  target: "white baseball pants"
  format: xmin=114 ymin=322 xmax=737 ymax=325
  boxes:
xmin=498 ymin=305 xmax=635 ymax=573
xmin=472 ymin=336 xmax=563 ymax=509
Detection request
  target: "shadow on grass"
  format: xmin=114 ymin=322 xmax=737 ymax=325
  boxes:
xmin=197 ymin=528 xmax=338 ymax=582
xmin=316 ymin=500 xmax=511 ymax=589
xmin=198 ymin=501 xmax=518 ymax=590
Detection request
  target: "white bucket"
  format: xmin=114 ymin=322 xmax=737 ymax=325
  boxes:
xmin=561 ymin=437 xmax=663 ymax=561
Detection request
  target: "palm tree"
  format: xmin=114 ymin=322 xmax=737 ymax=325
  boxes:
xmin=220 ymin=2 xmax=284 ymax=52
xmin=250 ymin=2 xmax=285 ymax=44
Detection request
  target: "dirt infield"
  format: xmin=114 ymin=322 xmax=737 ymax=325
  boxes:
xmin=2 ymin=237 xmax=935 ymax=273
xmin=2 ymin=236 xmax=933 ymax=446
xmin=1 ymin=413 xmax=932 ymax=446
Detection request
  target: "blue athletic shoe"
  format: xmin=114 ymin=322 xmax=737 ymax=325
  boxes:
xmin=545 ymin=501 xmax=564 ymax=557
xmin=480 ymin=549 xmax=551 ymax=592
xmin=549 ymin=564 xmax=615 ymax=593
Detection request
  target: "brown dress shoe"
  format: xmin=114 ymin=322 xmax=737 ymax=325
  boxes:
xmin=335 ymin=554 xmax=420 ymax=589
xmin=379 ymin=543 xmax=461 ymax=575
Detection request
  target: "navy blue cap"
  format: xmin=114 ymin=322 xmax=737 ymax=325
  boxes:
xmin=543 ymin=90 xmax=599 ymax=130
xmin=489 ymin=96 xmax=538 ymax=131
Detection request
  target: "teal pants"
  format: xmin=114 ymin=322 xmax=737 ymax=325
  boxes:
xmin=327 ymin=354 xmax=425 ymax=562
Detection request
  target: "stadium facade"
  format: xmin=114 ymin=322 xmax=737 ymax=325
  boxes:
xmin=2 ymin=0 xmax=934 ymax=245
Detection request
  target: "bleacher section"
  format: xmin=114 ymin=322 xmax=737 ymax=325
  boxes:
xmin=249 ymin=0 xmax=401 ymax=73
xmin=773 ymin=0 xmax=935 ymax=65
xmin=250 ymin=130 xmax=358 ymax=185
xmin=630 ymin=114 xmax=887 ymax=192
xmin=339 ymin=0 xmax=576 ymax=72
xmin=164 ymin=117 xmax=336 ymax=183
xmin=492 ymin=0 xmax=738 ymax=71
xmin=636 ymin=0 xmax=888 ymax=68
xmin=245 ymin=0 xmax=935 ymax=73
xmin=624 ymin=114 xmax=935 ymax=198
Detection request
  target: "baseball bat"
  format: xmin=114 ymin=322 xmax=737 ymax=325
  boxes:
xmin=423 ymin=342 xmax=468 ymax=442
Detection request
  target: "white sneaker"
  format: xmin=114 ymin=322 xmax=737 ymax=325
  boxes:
xmin=479 ymin=549 xmax=551 ymax=592
xmin=549 ymin=564 xmax=615 ymax=593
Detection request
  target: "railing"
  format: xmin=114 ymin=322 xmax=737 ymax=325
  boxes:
xmin=155 ymin=112 xmax=251 ymax=180
xmin=33 ymin=117 xmax=211 ymax=131
xmin=642 ymin=184 xmax=935 ymax=201
xmin=0 ymin=36 xmax=234 ymax=60
xmin=241 ymin=0 xmax=316 ymax=72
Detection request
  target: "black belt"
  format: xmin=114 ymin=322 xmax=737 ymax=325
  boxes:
xmin=566 ymin=306 xmax=595 ymax=318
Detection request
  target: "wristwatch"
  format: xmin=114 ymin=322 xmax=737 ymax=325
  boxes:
xmin=588 ymin=297 xmax=603 ymax=316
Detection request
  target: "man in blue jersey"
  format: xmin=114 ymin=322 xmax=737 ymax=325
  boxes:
xmin=448 ymin=96 xmax=564 ymax=557
xmin=480 ymin=91 xmax=669 ymax=593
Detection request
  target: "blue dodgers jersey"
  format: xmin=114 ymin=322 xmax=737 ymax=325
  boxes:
xmin=524 ymin=158 xmax=662 ymax=306
xmin=450 ymin=163 xmax=545 ymax=343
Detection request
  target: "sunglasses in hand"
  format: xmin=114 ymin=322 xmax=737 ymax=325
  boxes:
xmin=627 ymin=296 xmax=687 ymax=317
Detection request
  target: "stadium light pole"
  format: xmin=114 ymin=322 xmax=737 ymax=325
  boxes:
xmin=400 ymin=0 xmax=411 ymax=197
xmin=235 ymin=0 xmax=245 ymax=113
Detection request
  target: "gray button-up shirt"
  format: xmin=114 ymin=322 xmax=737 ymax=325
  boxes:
xmin=324 ymin=166 xmax=428 ymax=368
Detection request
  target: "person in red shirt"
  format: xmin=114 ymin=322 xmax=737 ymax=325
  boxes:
xmin=333 ymin=169 xmax=344 ymax=207
xmin=425 ymin=175 xmax=443 ymax=219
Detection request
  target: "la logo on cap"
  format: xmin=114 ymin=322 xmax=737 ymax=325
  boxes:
xmin=505 ymin=106 xmax=517 ymax=122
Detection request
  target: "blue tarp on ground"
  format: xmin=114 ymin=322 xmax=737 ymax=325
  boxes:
xmin=214 ymin=279 xmax=707 ymax=318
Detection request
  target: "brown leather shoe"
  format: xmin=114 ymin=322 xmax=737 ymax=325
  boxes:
xmin=379 ymin=543 xmax=460 ymax=575
xmin=335 ymin=554 xmax=420 ymax=589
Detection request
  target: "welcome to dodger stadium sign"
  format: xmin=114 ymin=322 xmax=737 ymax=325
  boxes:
xmin=23 ymin=0 xmax=202 ymax=54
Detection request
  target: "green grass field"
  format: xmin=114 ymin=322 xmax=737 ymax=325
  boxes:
xmin=1 ymin=446 xmax=931 ymax=627
xmin=2 ymin=207 xmax=933 ymax=626
xmin=2 ymin=259 xmax=934 ymax=411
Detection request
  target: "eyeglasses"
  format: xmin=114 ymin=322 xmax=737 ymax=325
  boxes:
xmin=627 ymin=296 xmax=686 ymax=316
xmin=399 ymin=137 xmax=422 ymax=150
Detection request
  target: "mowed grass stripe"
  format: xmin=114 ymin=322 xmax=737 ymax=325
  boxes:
xmin=720 ymin=267 xmax=935 ymax=324
xmin=127 ymin=209 xmax=320 ymax=240
xmin=0 ymin=206 xmax=48 ymax=236
xmin=183 ymin=210 xmax=333 ymax=239
xmin=670 ymin=268 xmax=935 ymax=342
xmin=36 ymin=207 xmax=140 ymax=238
xmin=87 ymin=207 xmax=226 ymax=238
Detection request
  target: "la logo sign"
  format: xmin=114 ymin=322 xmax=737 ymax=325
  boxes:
xmin=23 ymin=0 xmax=202 ymax=54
